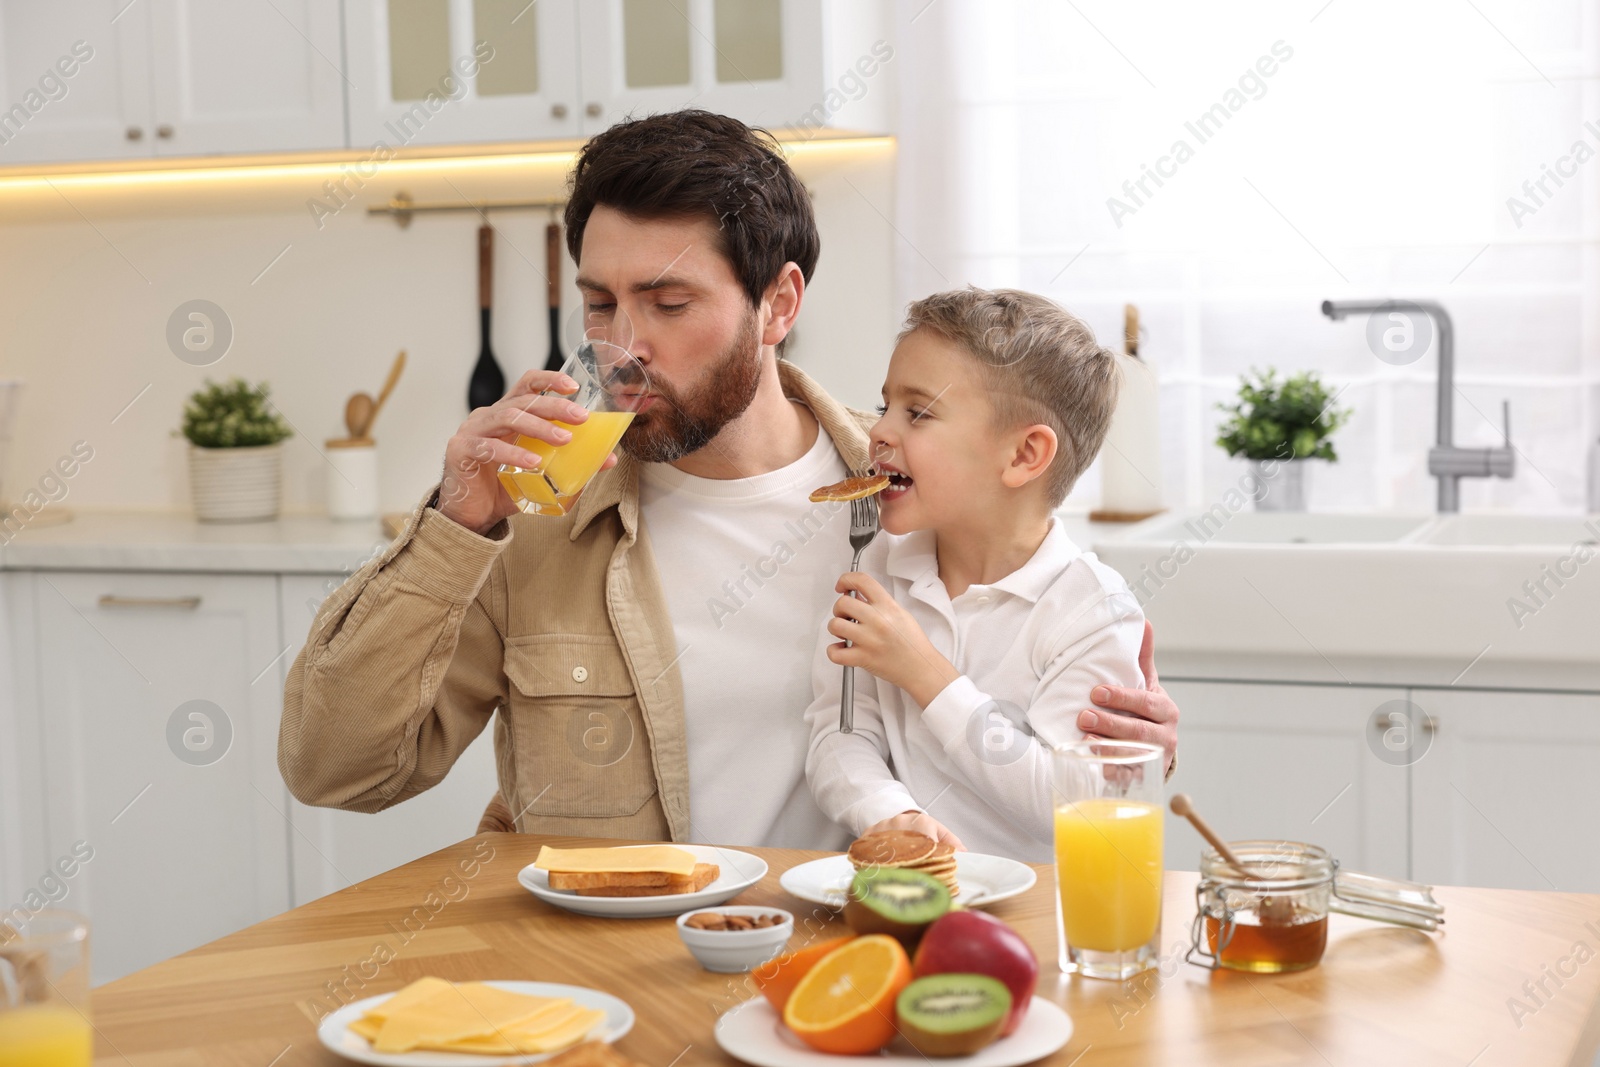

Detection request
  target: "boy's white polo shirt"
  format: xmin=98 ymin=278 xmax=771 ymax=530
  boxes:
xmin=805 ymin=518 xmax=1146 ymax=862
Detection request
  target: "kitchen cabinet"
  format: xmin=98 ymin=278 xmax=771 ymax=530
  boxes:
xmin=277 ymin=574 xmax=500 ymax=906
xmin=2 ymin=1 xmax=891 ymax=171
xmin=31 ymin=570 xmax=291 ymax=985
xmin=577 ymin=0 xmax=827 ymax=135
xmin=0 ymin=550 xmax=500 ymax=984
xmin=346 ymin=0 xmax=891 ymax=148
xmin=0 ymin=0 xmax=151 ymax=165
xmin=343 ymin=0 xmax=583 ymax=147
xmin=0 ymin=0 xmax=345 ymax=166
xmin=1159 ymin=678 xmax=1411 ymax=881
xmin=1410 ymin=687 xmax=1600 ymax=894
xmin=144 ymin=0 xmax=346 ymax=157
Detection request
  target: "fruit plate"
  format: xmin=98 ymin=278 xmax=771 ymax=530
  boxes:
xmin=518 ymin=844 xmax=769 ymax=918
xmin=779 ymin=853 xmax=1036 ymax=910
xmin=316 ymin=980 xmax=634 ymax=1066
xmin=714 ymin=996 xmax=1071 ymax=1067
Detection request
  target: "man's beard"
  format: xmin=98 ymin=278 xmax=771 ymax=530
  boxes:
xmin=620 ymin=312 xmax=763 ymax=464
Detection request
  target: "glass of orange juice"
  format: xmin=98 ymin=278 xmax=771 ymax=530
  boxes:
xmin=0 ymin=911 xmax=92 ymax=1067
xmin=497 ymin=338 xmax=647 ymax=517
xmin=1052 ymin=740 xmax=1164 ymax=980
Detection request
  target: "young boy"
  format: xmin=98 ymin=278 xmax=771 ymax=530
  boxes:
xmin=803 ymin=287 xmax=1145 ymax=862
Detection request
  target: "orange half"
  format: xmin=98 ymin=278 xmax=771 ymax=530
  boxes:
xmin=752 ymin=936 xmax=855 ymax=1014
xmin=781 ymin=934 xmax=912 ymax=1055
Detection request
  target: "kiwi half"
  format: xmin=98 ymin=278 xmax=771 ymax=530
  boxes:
xmin=843 ymin=867 xmax=951 ymax=948
xmin=895 ymin=973 xmax=1013 ymax=1057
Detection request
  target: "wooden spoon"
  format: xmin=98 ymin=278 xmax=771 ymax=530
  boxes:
xmin=358 ymin=350 xmax=406 ymax=438
xmin=344 ymin=393 xmax=375 ymax=441
xmin=1169 ymin=793 xmax=1248 ymax=871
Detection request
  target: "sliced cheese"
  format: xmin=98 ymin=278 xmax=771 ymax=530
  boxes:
xmin=366 ymin=980 xmax=569 ymax=1053
xmin=534 ymin=844 xmax=697 ymax=876
xmin=359 ymin=975 xmax=453 ymax=1025
xmin=506 ymin=1006 xmax=607 ymax=1053
xmin=444 ymin=1004 xmax=605 ymax=1054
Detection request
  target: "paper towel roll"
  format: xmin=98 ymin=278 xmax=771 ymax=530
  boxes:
xmin=326 ymin=439 xmax=378 ymax=520
xmin=1098 ymin=353 xmax=1163 ymax=518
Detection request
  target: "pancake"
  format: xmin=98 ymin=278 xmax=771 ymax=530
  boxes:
xmin=847 ymin=830 xmax=936 ymax=868
xmin=809 ymin=474 xmax=889 ymax=503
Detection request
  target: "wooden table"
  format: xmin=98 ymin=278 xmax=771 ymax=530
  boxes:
xmin=89 ymin=834 xmax=1600 ymax=1066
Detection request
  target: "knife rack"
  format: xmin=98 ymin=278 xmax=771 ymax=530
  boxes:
xmin=368 ymin=191 xmax=566 ymax=229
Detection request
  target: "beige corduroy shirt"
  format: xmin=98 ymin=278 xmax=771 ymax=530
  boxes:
xmin=279 ymin=361 xmax=872 ymax=843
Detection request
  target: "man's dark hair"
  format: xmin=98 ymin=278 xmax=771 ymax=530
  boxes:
xmin=564 ymin=110 xmax=820 ymax=309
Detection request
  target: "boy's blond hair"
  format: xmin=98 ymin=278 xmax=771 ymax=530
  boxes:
xmin=899 ymin=287 xmax=1120 ymax=507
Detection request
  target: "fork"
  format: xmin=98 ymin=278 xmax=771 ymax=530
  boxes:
xmin=840 ymin=484 xmax=882 ymax=734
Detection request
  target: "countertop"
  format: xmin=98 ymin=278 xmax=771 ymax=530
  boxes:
xmin=0 ymin=510 xmax=399 ymax=574
xmin=0 ymin=508 xmax=1141 ymax=575
xmin=88 ymin=832 xmax=1600 ymax=1066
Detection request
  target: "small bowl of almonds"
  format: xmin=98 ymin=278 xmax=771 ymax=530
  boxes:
xmin=676 ymin=906 xmax=794 ymax=973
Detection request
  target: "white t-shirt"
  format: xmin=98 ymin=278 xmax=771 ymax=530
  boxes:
xmin=638 ymin=420 xmax=855 ymax=850
xmin=803 ymin=520 xmax=1147 ymax=862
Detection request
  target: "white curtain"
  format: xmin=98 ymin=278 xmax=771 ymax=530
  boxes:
xmin=891 ymin=0 xmax=1600 ymax=513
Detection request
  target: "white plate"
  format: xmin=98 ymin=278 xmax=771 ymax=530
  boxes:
xmin=714 ymin=995 xmax=1071 ymax=1067
xmin=517 ymin=843 xmax=769 ymax=919
xmin=316 ymin=980 xmax=634 ymax=1066
xmin=779 ymin=853 xmax=1037 ymax=910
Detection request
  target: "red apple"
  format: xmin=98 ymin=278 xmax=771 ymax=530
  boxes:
xmin=911 ymin=911 xmax=1039 ymax=1037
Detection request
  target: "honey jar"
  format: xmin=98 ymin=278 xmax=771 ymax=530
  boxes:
xmin=1186 ymin=840 xmax=1445 ymax=973
xmin=1188 ymin=841 xmax=1332 ymax=973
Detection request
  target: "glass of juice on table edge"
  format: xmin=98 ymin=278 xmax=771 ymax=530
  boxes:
xmin=0 ymin=911 xmax=92 ymax=1067
xmin=1052 ymin=739 xmax=1165 ymax=980
xmin=498 ymin=338 xmax=647 ymax=517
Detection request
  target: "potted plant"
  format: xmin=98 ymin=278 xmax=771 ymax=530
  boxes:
xmin=1216 ymin=369 xmax=1350 ymax=511
xmin=181 ymin=379 xmax=293 ymax=522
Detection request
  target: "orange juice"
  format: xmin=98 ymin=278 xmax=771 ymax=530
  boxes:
xmin=1054 ymin=798 xmax=1163 ymax=952
xmin=0 ymin=1005 xmax=93 ymax=1067
xmin=498 ymin=411 xmax=634 ymax=516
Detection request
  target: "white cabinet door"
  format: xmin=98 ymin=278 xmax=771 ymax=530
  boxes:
xmin=1411 ymin=687 xmax=1600 ymax=893
xmin=1160 ymin=679 xmax=1410 ymax=881
xmin=0 ymin=572 xmax=44 ymax=909
xmin=344 ymin=0 xmax=581 ymax=148
xmin=578 ymin=0 xmax=824 ymax=134
xmin=0 ymin=0 xmax=153 ymax=165
xmin=34 ymin=571 xmax=290 ymax=985
xmin=278 ymin=574 xmax=500 ymax=906
xmin=146 ymin=0 xmax=346 ymax=156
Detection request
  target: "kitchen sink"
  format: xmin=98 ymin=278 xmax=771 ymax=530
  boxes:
xmin=1413 ymin=514 xmax=1600 ymax=548
xmin=1118 ymin=511 xmax=1432 ymax=546
xmin=1091 ymin=510 xmax=1600 ymax=675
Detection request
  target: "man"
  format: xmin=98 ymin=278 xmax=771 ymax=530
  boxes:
xmin=279 ymin=110 xmax=1178 ymax=850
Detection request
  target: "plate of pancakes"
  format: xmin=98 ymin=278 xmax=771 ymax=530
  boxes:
xmin=779 ymin=831 xmax=1035 ymax=910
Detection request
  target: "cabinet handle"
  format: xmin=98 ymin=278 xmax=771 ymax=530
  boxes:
xmin=125 ymin=126 xmax=143 ymax=141
xmin=551 ymin=103 xmax=568 ymax=119
xmin=98 ymin=595 xmax=202 ymax=610
xmin=156 ymin=124 xmax=174 ymax=139
xmin=1375 ymin=711 xmax=1439 ymax=734
xmin=585 ymin=102 xmax=602 ymax=118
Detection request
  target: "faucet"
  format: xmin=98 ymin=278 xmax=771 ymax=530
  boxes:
xmin=1321 ymin=299 xmax=1514 ymax=512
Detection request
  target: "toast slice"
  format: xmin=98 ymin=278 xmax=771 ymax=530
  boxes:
xmin=547 ymin=869 xmax=673 ymax=891
xmin=572 ymin=863 xmax=720 ymax=897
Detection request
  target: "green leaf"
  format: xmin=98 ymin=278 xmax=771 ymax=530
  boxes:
xmin=180 ymin=378 xmax=294 ymax=449
xmin=1215 ymin=367 xmax=1350 ymax=462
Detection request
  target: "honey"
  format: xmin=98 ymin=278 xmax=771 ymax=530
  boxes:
xmin=1203 ymin=910 xmax=1329 ymax=973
